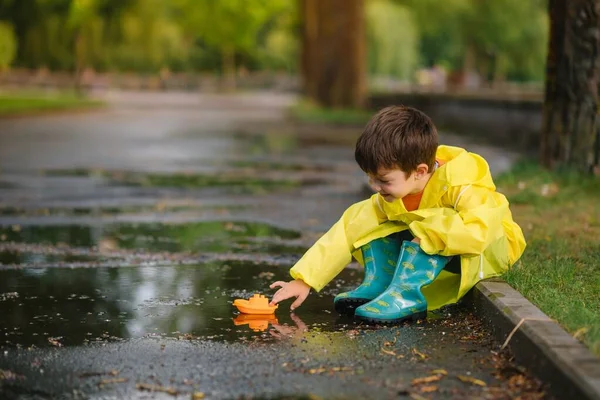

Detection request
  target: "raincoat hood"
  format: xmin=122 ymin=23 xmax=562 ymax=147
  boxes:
xmin=436 ymin=145 xmax=495 ymax=189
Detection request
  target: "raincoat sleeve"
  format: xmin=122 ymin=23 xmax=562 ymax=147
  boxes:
xmin=408 ymin=185 xmax=509 ymax=257
xmin=289 ymin=197 xmax=387 ymax=292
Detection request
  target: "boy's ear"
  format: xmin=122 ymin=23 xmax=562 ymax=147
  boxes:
xmin=414 ymin=163 xmax=430 ymax=179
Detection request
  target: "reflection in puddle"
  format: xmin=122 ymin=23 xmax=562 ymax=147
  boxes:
xmin=0 ymin=250 xmax=99 ymax=265
xmin=0 ymin=262 xmax=361 ymax=348
xmin=0 ymin=261 xmax=473 ymax=351
xmin=232 ymin=314 xmax=278 ymax=332
xmin=0 ymin=221 xmax=304 ymax=258
xmin=43 ymin=168 xmax=325 ymax=195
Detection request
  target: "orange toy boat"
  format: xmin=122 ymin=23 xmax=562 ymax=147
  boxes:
xmin=233 ymin=294 xmax=278 ymax=315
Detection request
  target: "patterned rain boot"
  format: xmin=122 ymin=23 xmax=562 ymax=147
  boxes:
xmin=333 ymin=235 xmax=402 ymax=315
xmin=354 ymin=241 xmax=450 ymax=324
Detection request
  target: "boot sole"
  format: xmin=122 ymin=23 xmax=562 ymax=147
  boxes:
xmin=334 ymin=298 xmax=372 ymax=316
xmin=355 ymin=311 xmax=427 ymax=325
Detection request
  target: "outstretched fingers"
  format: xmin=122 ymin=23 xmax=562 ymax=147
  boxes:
xmin=269 ymin=281 xmax=286 ymax=290
xmin=270 ymin=286 xmax=294 ymax=306
xmin=290 ymin=291 xmax=308 ymax=311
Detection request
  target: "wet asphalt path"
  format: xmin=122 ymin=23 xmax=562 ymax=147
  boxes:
xmin=0 ymin=92 xmax=543 ymax=399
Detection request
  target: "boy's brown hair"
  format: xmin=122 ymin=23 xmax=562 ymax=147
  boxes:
xmin=355 ymin=105 xmax=439 ymax=175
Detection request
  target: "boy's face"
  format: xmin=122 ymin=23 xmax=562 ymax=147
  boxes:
xmin=368 ymin=165 xmax=429 ymax=202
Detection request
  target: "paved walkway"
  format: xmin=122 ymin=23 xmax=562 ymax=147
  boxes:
xmin=0 ymin=91 xmax=543 ymax=400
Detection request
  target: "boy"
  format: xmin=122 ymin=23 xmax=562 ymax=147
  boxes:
xmin=269 ymin=105 xmax=526 ymax=323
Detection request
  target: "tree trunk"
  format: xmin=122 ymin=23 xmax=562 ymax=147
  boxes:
xmin=541 ymin=0 xmax=600 ymax=172
xmin=300 ymin=0 xmax=366 ymax=108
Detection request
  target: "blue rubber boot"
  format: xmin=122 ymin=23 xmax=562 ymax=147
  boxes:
xmin=354 ymin=241 xmax=450 ymax=324
xmin=333 ymin=236 xmax=402 ymax=315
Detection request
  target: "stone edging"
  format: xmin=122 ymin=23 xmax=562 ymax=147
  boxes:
xmin=468 ymin=279 xmax=600 ymax=400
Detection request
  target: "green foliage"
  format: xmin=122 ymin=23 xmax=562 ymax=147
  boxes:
xmin=0 ymin=21 xmax=17 ymax=70
xmin=0 ymin=92 xmax=103 ymax=115
xmin=0 ymin=0 xmax=548 ymax=81
xmin=366 ymin=0 xmax=419 ymax=79
xmin=463 ymin=0 xmax=548 ymax=81
xmin=396 ymin=0 xmax=548 ymax=80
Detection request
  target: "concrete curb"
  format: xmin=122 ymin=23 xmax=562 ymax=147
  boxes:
xmin=468 ymin=279 xmax=600 ymax=400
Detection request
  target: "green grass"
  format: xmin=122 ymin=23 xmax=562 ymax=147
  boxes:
xmin=496 ymin=161 xmax=600 ymax=356
xmin=0 ymin=92 xmax=104 ymax=116
xmin=289 ymin=99 xmax=372 ymax=126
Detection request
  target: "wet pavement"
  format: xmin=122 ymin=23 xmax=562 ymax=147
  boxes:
xmin=0 ymin=92 xmax=544 ymax=399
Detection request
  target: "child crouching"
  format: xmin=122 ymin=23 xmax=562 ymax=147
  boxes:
xmin=270 ymin=105 xmax=526 ymax=324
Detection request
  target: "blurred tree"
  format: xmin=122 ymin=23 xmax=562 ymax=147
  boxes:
xmin=463 ymin=0 xmax=548 ymax=84
xmin=301 ymin=0 xmax=366 ymax=108
xmin=397 ymin=0 xmax=547 ymax=83
xmin=541 ymin=0 xmax=600 ymax=172
xmin=396 ymin=0 xmax=468 ymax=71
xmin=0 ymin=21 xmax=17 ymax=72
xmin=174 ymin=0 xmax=290 ymax=88
xmin=366 ymin=0 xmax=418 ymax=81
xmin=106 ymin=0 xmax=186 ymax=73
xmin=68 ymin=0 xmax=100 ymax=92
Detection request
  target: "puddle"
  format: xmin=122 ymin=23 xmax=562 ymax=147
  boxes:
xmin=0 ymin=221 xmax=304 ymax=256
xmin=43 ymin=169 xmax=325 ymax=194
xmin=226 ymin=160 xmax=333 ymax=172
xmin=0 ymin=250 xmax=99 ymax=265
xmin=0 ymin=261 xmax=469 ymax=349
xmin=0 ymin=204 xmax=247 ymax=217
xmin=0 ymin=261 xmax=359 ymax=348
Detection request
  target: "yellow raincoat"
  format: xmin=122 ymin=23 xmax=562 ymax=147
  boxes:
xmin=290 ymin=145 xmax=526 ymax=310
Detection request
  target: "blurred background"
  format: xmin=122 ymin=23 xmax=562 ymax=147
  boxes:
xmin=0 ymin=0 xmax=599 ymax=375
xmin=0 ymin=0 xmax=547 ymax=97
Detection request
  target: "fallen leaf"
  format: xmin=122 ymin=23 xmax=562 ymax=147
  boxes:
xmin=258 ymin=272 xmax=275 ymax=280
xmin=573 ymin=327 xmax=589 ymax=340
xmin=381 ymin=348 xmax=397 ymax=356
xmin=136 ymin=383 xmax=179 ymax=396
xmin=0 ymin=370 xmax=24 ymax=381
xmin=411 ymin=375 xmax=442 ymax=385
xmin=457 ymin=375 xmax=486 ymax=387
xmin=192 ymin=392 xmax=205 ymax=399
xmin=419 ymin=385 xmax=438 ymax=393
xmin=308 ymin=368 xmax=326 ymax=374
xmin=430 ymin=369 xmax=447 ymax=376
xmin=98 ymin=378 xmax=128 ymax=388
xmin=411 ymin=348 xmax=428 ymax=360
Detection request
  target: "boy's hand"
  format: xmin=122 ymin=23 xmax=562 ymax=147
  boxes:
xmin=269 ymin=279 xmax=310 ymax=311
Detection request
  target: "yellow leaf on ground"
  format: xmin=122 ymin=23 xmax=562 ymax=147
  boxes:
xmin=381 ymin=348 xmax=397 ymax=356
xmin=573 ymin=327 xmax=589 ymax=340
xmin=308 ymin=368 xmax=326 ymax=374
xmin=411 ymin=348 xmax=428 ymax=360
xmin=419 ymin=385 xmax=438 ymax=393
xmin=457 ymin=375 xmax=487 ymax=386
xmin=411 ymin=375 xmax=442 ymax=385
